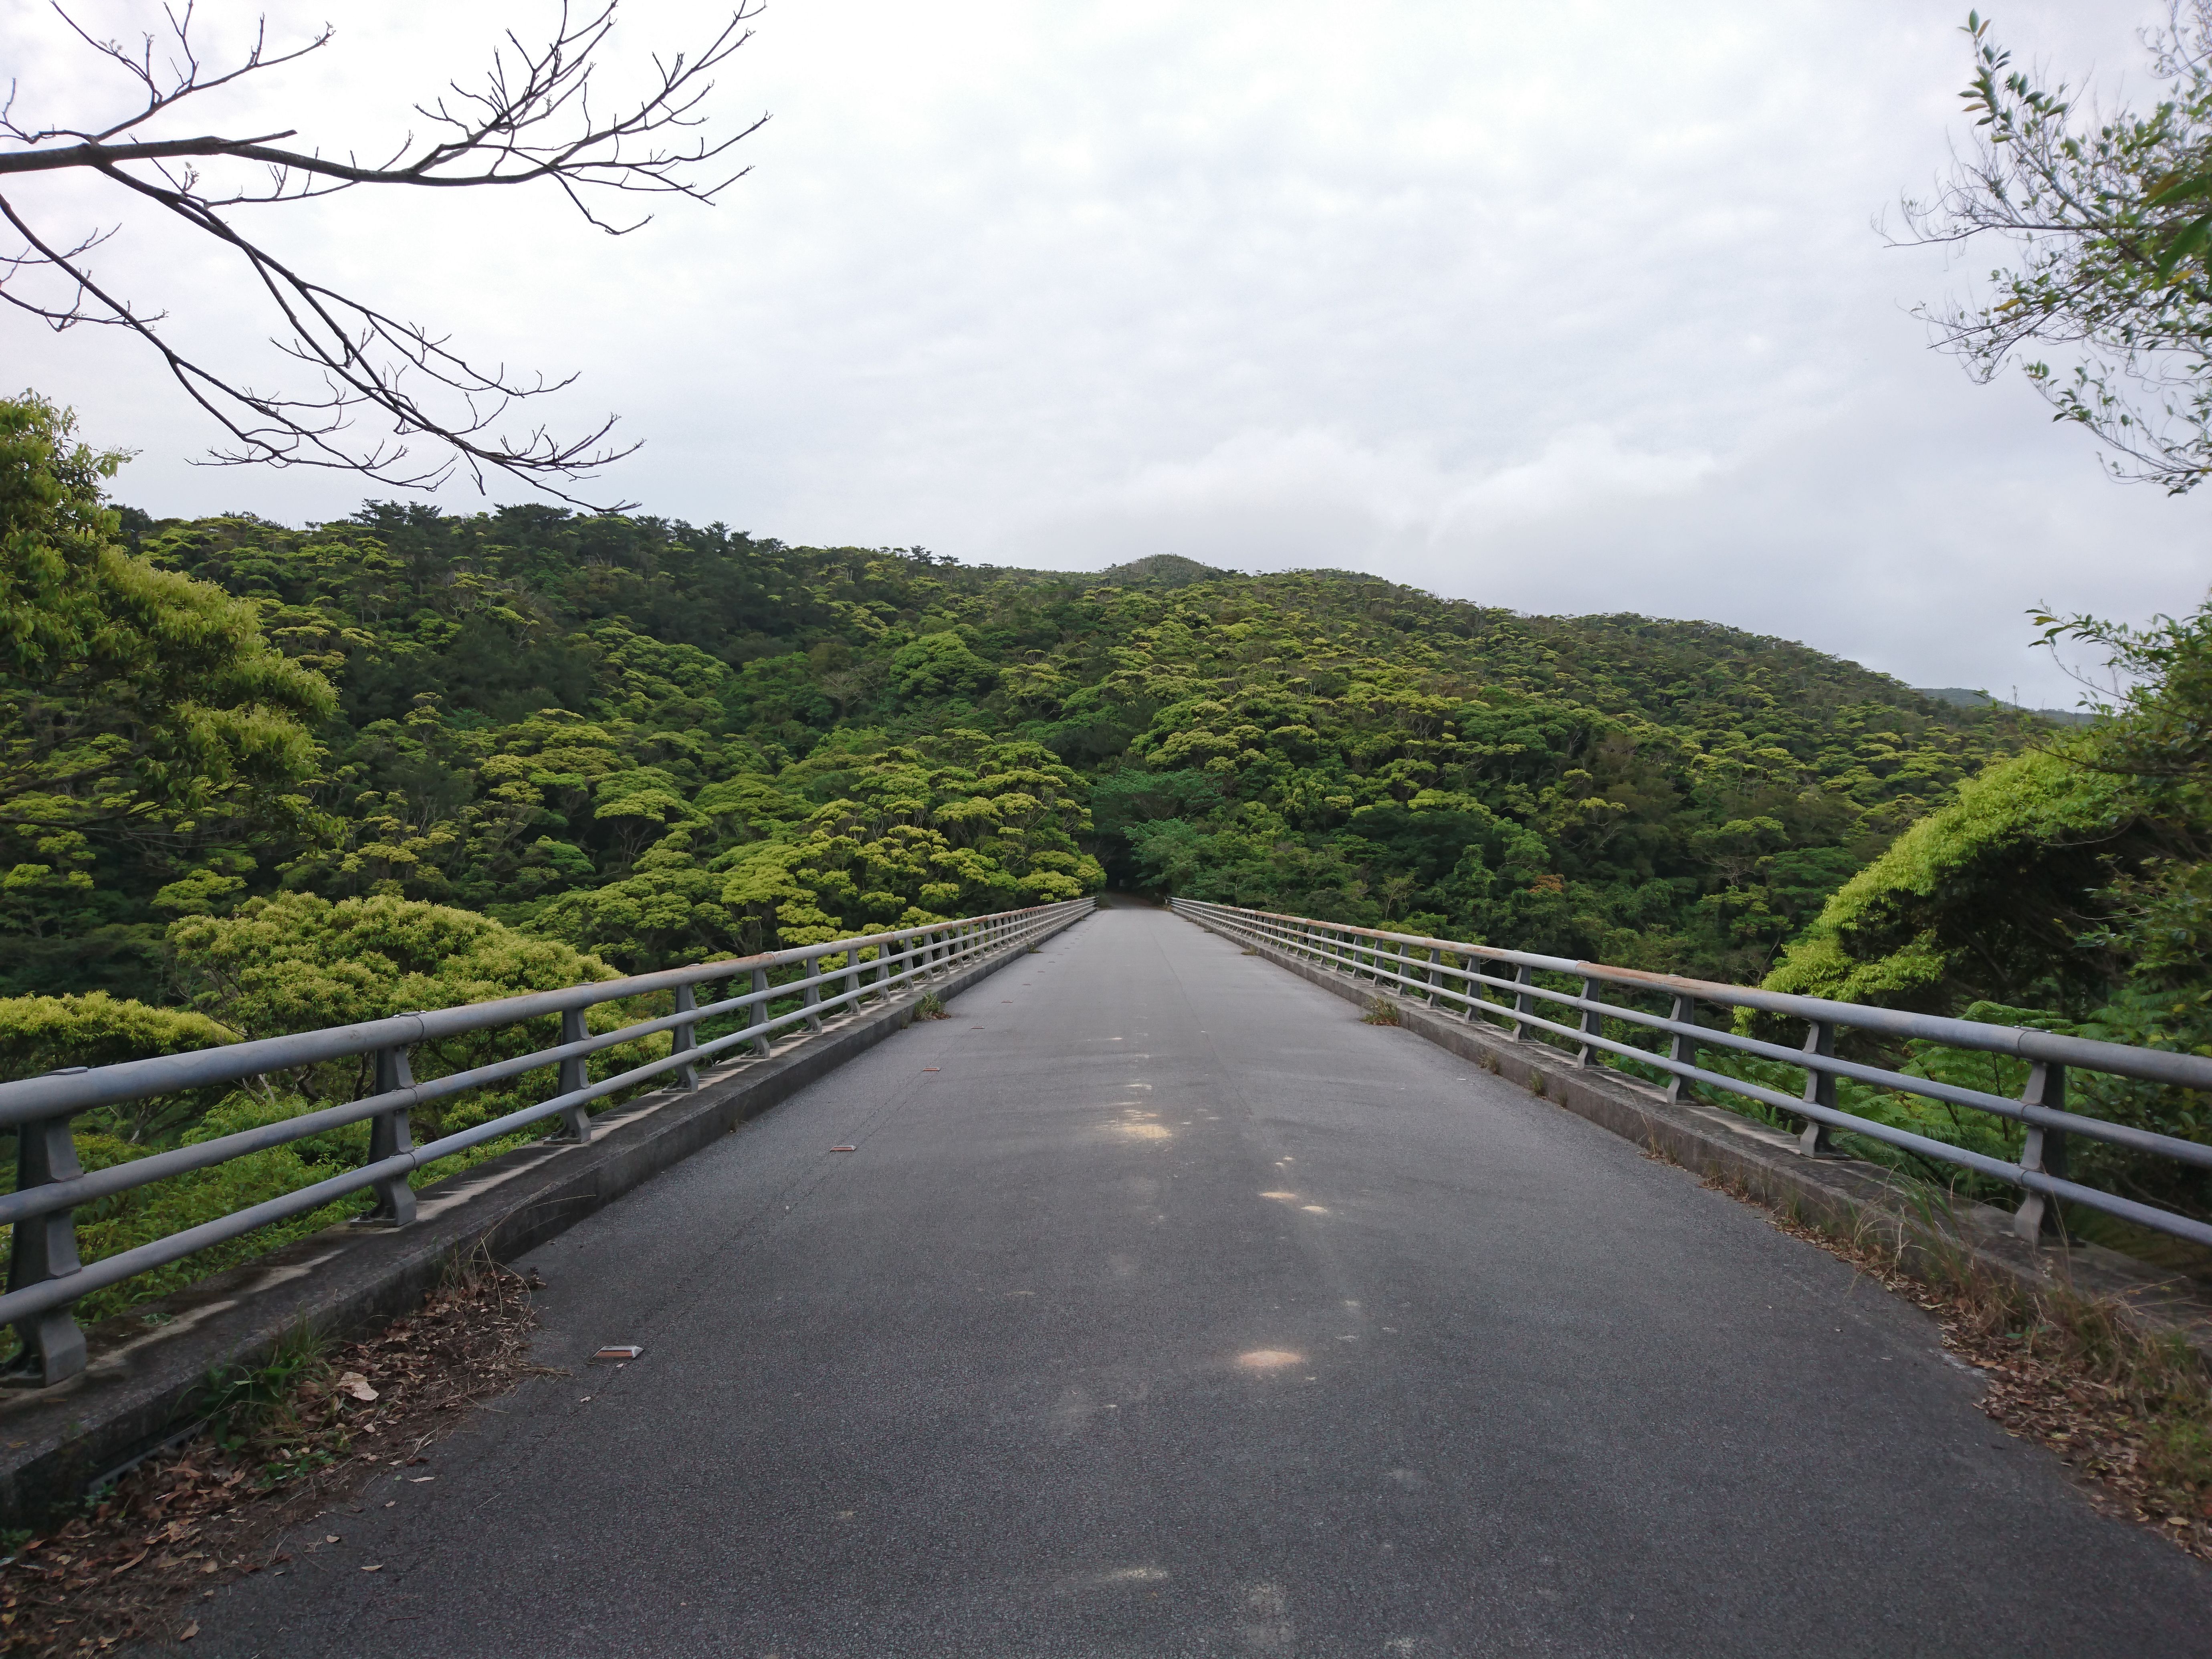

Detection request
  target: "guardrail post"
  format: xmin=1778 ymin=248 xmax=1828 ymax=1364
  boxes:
xmin=750 ymin=966 xmax=773 ymax=1056
xmin=4 ymin=1105 xmax=87 ymax=1387
xmin=842 ymin=950 xmax=862 ymax=1010
xmin=1512 ymin=965 xmax=1536 ymax=1041
xmin=355 ymin=1041 xmax=419 ymax=1227
xmin=2013 ymin=1061 xmax=2069 ymax=1242
xmin=1797 ymin=1020 xmax=1837 ymax=1156
xmin=1449 ymin=952 xmax=1475 ymax=1020
xmin=1665 ymin=995 xmax=1697 ymax=1101
xmin=803 ymin=954 xmax=824 ymax=1032
xmin=672 ymin=983 xmax=700 ymax=1091
xmin=554 ymin=1008 xmax=593 ymax=1142
xmin=1577 ymin=976 xmax=1603 ymax=1068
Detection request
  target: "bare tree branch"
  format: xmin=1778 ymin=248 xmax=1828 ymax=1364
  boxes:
xmin=0 ymin=1 xmax=767 ymax=509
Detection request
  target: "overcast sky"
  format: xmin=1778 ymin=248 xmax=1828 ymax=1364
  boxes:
xmin=6 ymin=0 xmax=2203 ymax=704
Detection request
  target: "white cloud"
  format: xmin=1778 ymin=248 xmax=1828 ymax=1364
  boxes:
xmin=998 ymin=425 xmax=1721 ymax=571
xmin=3 ymin=0 xmax=2198 ymax=704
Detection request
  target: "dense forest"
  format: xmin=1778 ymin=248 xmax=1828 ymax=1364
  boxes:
xmin=9 ymin=388 xmax=2211 ymax=1324
xmin=16 ymin=430 xmax=2038 ymax=1007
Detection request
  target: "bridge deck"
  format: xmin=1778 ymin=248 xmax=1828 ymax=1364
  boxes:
xmin=188 ymin=903 xmax=2210 ymax=1656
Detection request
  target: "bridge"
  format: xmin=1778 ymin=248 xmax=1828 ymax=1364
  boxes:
xmin=7 ymin=900 xmax=2212 ymax=1653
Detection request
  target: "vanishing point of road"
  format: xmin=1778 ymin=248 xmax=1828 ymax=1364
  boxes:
xmin=178 ymin=902 xmax=2212 ymax=1657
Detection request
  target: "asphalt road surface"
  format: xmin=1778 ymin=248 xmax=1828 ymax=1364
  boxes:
xmin=178 ymin=902 xmax=2212 ymax=1657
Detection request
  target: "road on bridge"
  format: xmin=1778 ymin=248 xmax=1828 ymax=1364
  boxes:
xmin=184 ymin=902 xmax=2210 ymax=1657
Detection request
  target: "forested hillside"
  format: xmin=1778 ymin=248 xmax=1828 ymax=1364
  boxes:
xmin=17 ymin=472 xmax=2032 ymax=1009
xmin=0 ymin=392 xmax=2150 ymax=1324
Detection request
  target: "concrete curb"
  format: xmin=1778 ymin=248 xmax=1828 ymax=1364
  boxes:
xmin=1182 ymin=910 xmax=2212 ymax=1361
xmin=0 ymin=908 xmax=1091 ymax=1527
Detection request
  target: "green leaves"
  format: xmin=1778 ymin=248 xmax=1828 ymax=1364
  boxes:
xmin=1906 ymin=11 xmax=2212 ymax=490
xmin=890 ymin=632 xmax=999 ymax=701
xmin=1765 ymin=748 xmax=2136 ymax=1013
xmin=2148 ymin=167 xmax=2212 ymax=282
xmin=0 ymin=410 xmax=2037 ymax=1124
xmin=0 ymin=396 xmax=335 ymax=870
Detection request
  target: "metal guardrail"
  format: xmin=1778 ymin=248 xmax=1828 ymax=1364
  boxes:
xmin=1174 ymin=897 xmax=2212 ymax=1253
xmin=1 ymin=898 xmax=1094 ymax=1385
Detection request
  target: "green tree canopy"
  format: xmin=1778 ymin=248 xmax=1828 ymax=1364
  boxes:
xmin=0 ymin=394 xmax=336 ymax=987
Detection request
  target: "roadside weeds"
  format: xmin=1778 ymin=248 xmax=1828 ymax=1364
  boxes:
xmin=0 ymin=1244 xmax=546 ymax=1655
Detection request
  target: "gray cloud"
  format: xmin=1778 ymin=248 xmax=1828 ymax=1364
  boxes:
xmin=6 ymin=0 xmax=2196 ymax=703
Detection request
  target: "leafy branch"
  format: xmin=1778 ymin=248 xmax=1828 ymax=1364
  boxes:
xmin=1895 ymin=6 xmax=2212 ymax=492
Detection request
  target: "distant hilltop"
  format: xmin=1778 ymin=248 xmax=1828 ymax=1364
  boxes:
xmin=1078 ymin=571 xmax=2097 ymax=735
xmin=1087 ymin=554 xmax=1233 ymax=587
xmin=1914 ymin=687 xmax=2093 ymax=726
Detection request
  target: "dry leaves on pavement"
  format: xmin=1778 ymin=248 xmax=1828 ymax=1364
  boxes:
xmin=1717 ymin=1171 xmax=2212 ymax=1564
xmin=0 ymin=1253 xmax=546 ymax=1656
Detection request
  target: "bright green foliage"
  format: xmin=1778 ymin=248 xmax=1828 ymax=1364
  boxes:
xmin=0 ymin=894 xmax=668 ymax=1340
xmin=0 ymin=397 xmax=2070 ymax=1322
xmin=891 ymin=632 xmax=999 ymax=700
xmin=1764 ymin=748 xmax=2141 ymax=1013
xmin=0 ymin=991 xmax=237 ymax=1146
xmin=1772 ymin=593 xmax=2212 ymax=1037
xmin=0 ymin=395 xmax=335 ymax=999
xmin=75 ymin=499 xmax=2033 ymax=991
xmin=1054 ymin=587 xmax=2020 ymax=978
xmin=530 ymin=832 xmax=735 ymax=971
xmin=710 ymin=731 xmax=1098 ymax=948
xmin=165 ymin=892 xmax=655 ymax=1144
xmin=1762 ymin=589 xmax=2212 ymax=1223
xmin=0 ymin=989 xmax=235 ymax=1079
xmin=59 ymin=1128 xmax=363 ymax=1330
